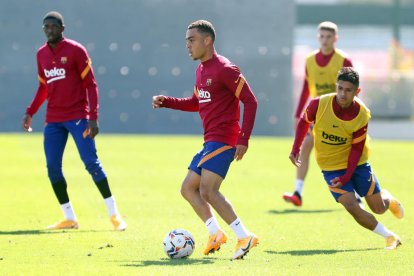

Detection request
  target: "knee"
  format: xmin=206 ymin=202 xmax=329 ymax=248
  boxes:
xmin=199 ymin=185 xmax=217 ymax=203
xmin=47 ymin=165 xmax=64 ymax=183
xmin=180 ymin=185 xmax=192 ymax=201
xmin=83 ymin=159 xmax=106 ymax=181
xmin=371 ymin=205 xmax=386 ymax=215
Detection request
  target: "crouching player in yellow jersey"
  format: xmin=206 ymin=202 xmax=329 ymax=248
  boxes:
xmin=289 ymin=67 xmax=403 ymax=249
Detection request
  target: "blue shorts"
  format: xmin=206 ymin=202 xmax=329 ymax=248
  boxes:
xmin=44 ymin=119 xmax=106 ymax=184
xmin=322 ymin=163 xmax=381 ymax=201
xmin=188 ymin=142 xmax=236 ymax=179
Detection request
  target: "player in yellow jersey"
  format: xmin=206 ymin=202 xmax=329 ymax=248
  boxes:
xmin=283 ymin=22 xmax=355 ymax=206
xmin=289 ymin=67 xmax=403 ymax=249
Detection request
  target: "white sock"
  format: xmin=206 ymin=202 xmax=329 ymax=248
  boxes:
xmin=60 ymin=202 xmax=77 ymax=221
xmin=373 ymin=222 xmax=396 ymax=238
xmin=205 ymin=216 xmax=220 ymax=235
xmin=230 ymin=217 xmax=249 ymax=239
xmin=295 ymin=179 xmax=304 ymax=196
xmin=104 ymin=196 xmax=120 ymax=217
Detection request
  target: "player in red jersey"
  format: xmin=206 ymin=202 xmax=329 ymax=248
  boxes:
xmin=283 ymin=21 xmax=357 ymax=207
xmin=22 ymin=11 xmax=126 ymax=231
xmin=289 ymin=67 xmax=403 ymax=249
xmin=152 ymin=20 xmax=259 ymax=260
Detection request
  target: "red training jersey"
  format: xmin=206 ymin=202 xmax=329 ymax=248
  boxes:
xmin=163 ymin=53 xmax=258 ymax=147
xmin=295 ymin=50 xmax=353 ymax=118
xmin=26 ymin=38 xmax=99 ymax=122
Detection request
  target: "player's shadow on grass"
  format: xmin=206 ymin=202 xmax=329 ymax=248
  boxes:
xmin=268 ymin=208 xmax=341 ymax=215
xmin=0 ymin=229 xmax=111 ymax=235
xmin=265 ymin=248 xmax=380 ymax=256
xmin=0 ymin=230 xmax=57 ymax=235
xmin=121 ymin=257 xmax=216 ymax=267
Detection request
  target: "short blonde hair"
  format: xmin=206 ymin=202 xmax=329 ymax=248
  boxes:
xmin=318 ymin=21 xmax=338 ymax=35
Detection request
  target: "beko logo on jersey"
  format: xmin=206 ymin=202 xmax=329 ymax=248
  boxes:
xmin=198 ymin=89 xmax=211 ymax=103
xmin=316 ymin=83 xmax=335 ymax=94
xmin=44 ymin=67 xmax=66 ymax=84
xmin=321 ymin=131 xmax=347 ymax=145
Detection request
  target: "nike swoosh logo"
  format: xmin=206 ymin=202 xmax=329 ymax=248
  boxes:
xmin=332 ymin=125 xmax=339 ymax=128
xmin=241 ymin=237 xmax=253 ymax=252
xmin=76 ymin=120 xmax=82 ymax=125
xmin=368 ymin=174 xmax=372 ymax=182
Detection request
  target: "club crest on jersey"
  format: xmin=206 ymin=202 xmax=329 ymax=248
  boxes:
xmin=60 ymin=57 xmax=67 ymax=64
xmin=206 ymin=78 xmax=212 ymax=86
xmin=197 ymin=88 xmax=211 ymax=103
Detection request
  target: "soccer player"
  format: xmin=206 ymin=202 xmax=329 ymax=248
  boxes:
xmin=152 ymin=20 xmax=259 ymax=260
xmin=22 ymin=11 xmax=127 ymax=231
xmin=283 ymin=21 xmax=354 ymax=206
xmin=289 ymin=67 xmax=403 ymax=249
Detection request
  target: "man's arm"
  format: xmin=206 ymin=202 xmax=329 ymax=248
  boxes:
xmin=162 ymin=90 xmax=199 ymax=112
xmin=294 ymin=66 xmax=310 ymax=120
xmin=221 ymin=65 xmax=258 ymax=161
xmin=23 ymin=58 xmax=48 ymax=131
xmin=289 ymin=98 xmax=318 ymax=166
xmin=76 ymin=46 xmax=99 ymax=138
xmin=330 ymin=124 xmax=368 ymax=188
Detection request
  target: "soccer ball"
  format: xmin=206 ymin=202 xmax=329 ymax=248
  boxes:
xmin=163 ymin=229 xmax=195 ymax=259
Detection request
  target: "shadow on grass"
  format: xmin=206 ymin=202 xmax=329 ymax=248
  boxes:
xmin=120 ymin=257 xmax=216 ymax=267
xmin=265 ymin=247 xmax=380 ymax=256
xmin=0 ymin=229 xmax=111 ymax=235
xmin=268 ymin=208 xmax=341 ymax=215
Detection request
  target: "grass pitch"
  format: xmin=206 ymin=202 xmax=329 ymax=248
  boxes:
xmin=0 ymin=134 xmax=413 ymax=275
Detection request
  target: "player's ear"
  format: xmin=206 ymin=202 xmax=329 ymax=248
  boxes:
xmin=61 ymin=25 xmax=65 ymax=33
xmin=356 ymin=87 xmax=361 ymax=95
xmin=204 ymin=35 xmax=212 ymax=46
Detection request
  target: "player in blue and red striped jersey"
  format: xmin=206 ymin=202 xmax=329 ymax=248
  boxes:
xmin=152 ymin=20 xmax=259 ymax=260
xmin=22 ymin=11 xmax=126 ymax=231
xmin=289 ymin=67 xmax=403 ymax=249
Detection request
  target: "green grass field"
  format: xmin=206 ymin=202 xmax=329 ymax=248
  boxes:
xmin=0 ymin=134 xmax=413 ymax=275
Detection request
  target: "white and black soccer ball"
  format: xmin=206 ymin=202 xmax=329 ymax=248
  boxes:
xmin=163 ymin=229 xmax=195 ymax=259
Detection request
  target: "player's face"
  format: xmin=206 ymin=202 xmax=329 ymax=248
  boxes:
xmin=186 ymin=28 xmax=208 ymax=61
xmin=318 ymin=29 xmax=337 ymax=52
xmin=43 ymin=19 xmax=64 ymax=44
xmin=336 ymin=80 xmax=360 ymax=108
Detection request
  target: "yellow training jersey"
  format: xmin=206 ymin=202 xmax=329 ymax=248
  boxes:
xmin=313 ymin=93 xmax=371 ymax=171
xmin=306 ymin=50 xmax=347 ymax=98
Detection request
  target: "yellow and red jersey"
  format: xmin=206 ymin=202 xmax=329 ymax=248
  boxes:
xmin=312 ymin=93 xmax=370 ymax=171
xmin=295 ymin=49 xmax=353 ymax=118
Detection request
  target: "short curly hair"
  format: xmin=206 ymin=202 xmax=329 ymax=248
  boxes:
xmin=337 ymin=67 xmax=359 ymax=88
xmin=188 ymin=20 xmax=215 ymax=42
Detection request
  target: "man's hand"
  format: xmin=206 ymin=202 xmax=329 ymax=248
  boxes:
xmin=83 ymin=120 xmax=99 ymax=139
xmin=289 ymin=152 xmax=301 ymax=167
xmin=330 ymin=177 xmax=343 ymax=188
xmin=152 ymin=95 xmax=166 ymax=108
xmin=234 ymin=145 xmax=248 ymax=161
xmin=22 ymin=114 xmax=33 ymax=132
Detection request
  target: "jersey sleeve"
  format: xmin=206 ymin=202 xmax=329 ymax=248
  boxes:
xmin=338 ymin=123 xmax=368 ymax=184
xmin=26 ymin=54 xmax=48 ymax=116
xmin=220 ymin=65 xmax=258 ymax=146
xmin=291 ymin=98 xmax=319 ymax=155
xmin=343 ymin=57 xmax=353 ymax=67
xmin=75 ymin=45 xmax=99 ymax=120
xmin=162 ymin=88 xmax=199 ymax=112
xmin=295 ymin=67 xmax=310 ymax=119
